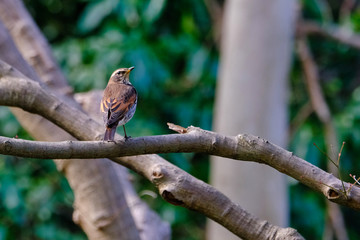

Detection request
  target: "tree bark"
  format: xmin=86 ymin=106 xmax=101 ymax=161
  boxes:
xmin=208 ymin=0 xmax=295 ymax=238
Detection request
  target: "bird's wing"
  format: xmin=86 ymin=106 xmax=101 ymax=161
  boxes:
xmin=101 ymin=86 xmax=137 ymax=127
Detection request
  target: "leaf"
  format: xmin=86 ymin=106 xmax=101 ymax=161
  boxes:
xmin=186 ymin=46 xmax=209 ymax=83
xmin=77 ymin=0 xmax=116 ymax=33
xmin=144 ymin=0 xmax=166 ymax=23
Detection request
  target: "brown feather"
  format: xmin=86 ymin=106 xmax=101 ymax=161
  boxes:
xmin=103 ymin=127 xmax=117 ymax=141
xmin=101 ymin=67 xmax=137 ymax=140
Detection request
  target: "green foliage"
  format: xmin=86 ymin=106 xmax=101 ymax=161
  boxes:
xmin=0 ymin=149 xmax=85 ymax=239
xmin=290 ymin=184 xmax=325 ymax=240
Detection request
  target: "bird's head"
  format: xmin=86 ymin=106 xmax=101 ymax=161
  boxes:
xmin=109 ymin=66 xmax=135 ymax=84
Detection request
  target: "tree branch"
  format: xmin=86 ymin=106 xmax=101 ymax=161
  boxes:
xmin=203 ymin=0 xmax=223 ymax=46
xmin=0 ymin=59 xmax=305 ymax=239
xmin=0 ymin=122 xmax=359 ymax=210
xmin=0 ymin=58 xmax=360 ymax=211
xmin=296 ymin=34 xmax=349 ymax=240
xmin=296 ymin=36 xmax=331 ymax=123
xmin=298 ymin=20 xmax=360 ymax=49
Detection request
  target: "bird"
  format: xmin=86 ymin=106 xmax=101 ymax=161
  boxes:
xmin=100 ymin=66 xmax=137 ymax=141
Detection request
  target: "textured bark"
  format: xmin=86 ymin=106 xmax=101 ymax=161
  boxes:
xmin=0 ymin=59 xmax=305 ymax=240
xmin=0 ymin=120 xmax=359 ymax=213
xmin=209 ymin=0 xmax=295 ymax=238
xmin=0 ymin=0 xmax=170 ymax=239
xmin=0 ymin=0 xmax=69 ymax=91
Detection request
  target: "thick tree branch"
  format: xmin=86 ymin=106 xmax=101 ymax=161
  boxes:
xmin=0 ymin=60 xmax=360 ymax=213
xmin=0 ymin=123 xmax=359 ymax=210
xmin=0 ymin=0 xmax=70 ymax=92
xmin=0 ymin=60 xmax=304 ymax=239
xmin=0 ymin=25 xmax=145 ymax=240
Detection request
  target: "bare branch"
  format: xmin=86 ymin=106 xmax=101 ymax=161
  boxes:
xmin=0 ymin=0 xmax=70 ymax=92
xmin=296 ymin=36 xmax=331 ymax=123
xmin=0 ymin=60 xmax=303 ymax=240
xmin=289 ymin=101 xmax=313 ymax=139
xmin=1 ymin=59 xmax=360 ymax=213
xmin=0 ymin=122 xmax=358 ymax=210
xmin=298 ymin=20 xmax=360 ymax=49
xmin=203 ymin=0 xmax=223 ymax=46
xmin=339 ymin=0 xmax=356 ymax=23
xmin=0 ymin=25 xmax=145 ymax=239
xmin=296 ymin=34 xmax=349 ymax=240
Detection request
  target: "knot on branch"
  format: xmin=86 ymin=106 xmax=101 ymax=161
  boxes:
xmin=162 ymin=190 xmax=184 ymax=206
xmin=151 ymin=165 xmax=184 ymax=186
xmin=73 ymin=204 xmax=116 ymax=230
xmin=151 ymin=166 xmax=164 ymax=184
xmin=167 ymin=122 xmax=203 ymax=134
xmin=151 ymin=164 xmax=187 ymax=206
xmin=322 ymin=181 xmax=350 ymax=201
xmin=0 ymin=63 xmax=14 ymax=78
xmin=167 ymin=122 xmax=188 ymax=134
xmin=4 ymin=139 xmax=12 ymax=152
xmin=326 ymin=188 xmax=341 ymax=200
xmin=236 ymin=134 xmax=258 ymax=147
xmin=93 ymin=215 xmax=115 ymax=229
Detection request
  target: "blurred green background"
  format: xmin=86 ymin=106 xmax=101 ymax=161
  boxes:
xmin=0 ymin=0 xmax=360 ymax=239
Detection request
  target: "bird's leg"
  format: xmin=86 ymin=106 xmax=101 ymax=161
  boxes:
xmin=123 ymin=125 xmax=130 ymax=140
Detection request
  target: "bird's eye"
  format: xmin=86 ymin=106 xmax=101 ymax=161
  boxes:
xmin=117 ymin=71 xmax=121 ymax=75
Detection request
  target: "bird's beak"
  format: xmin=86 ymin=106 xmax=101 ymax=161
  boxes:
xmin=127 ymin=66 xmax=135 ymax=73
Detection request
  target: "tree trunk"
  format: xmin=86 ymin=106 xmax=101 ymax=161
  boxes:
xmin=208 ymin=0 xmax=295 ymax=238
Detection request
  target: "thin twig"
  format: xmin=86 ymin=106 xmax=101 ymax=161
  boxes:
xmin=296 ymin=31 xmax=350 ymax=240
xmin=298 ymin=20 xmax=360 ymax=50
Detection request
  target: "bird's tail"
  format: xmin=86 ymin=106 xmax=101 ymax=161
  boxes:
xmin=104 ymin=127 xmax=116 ymax=141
